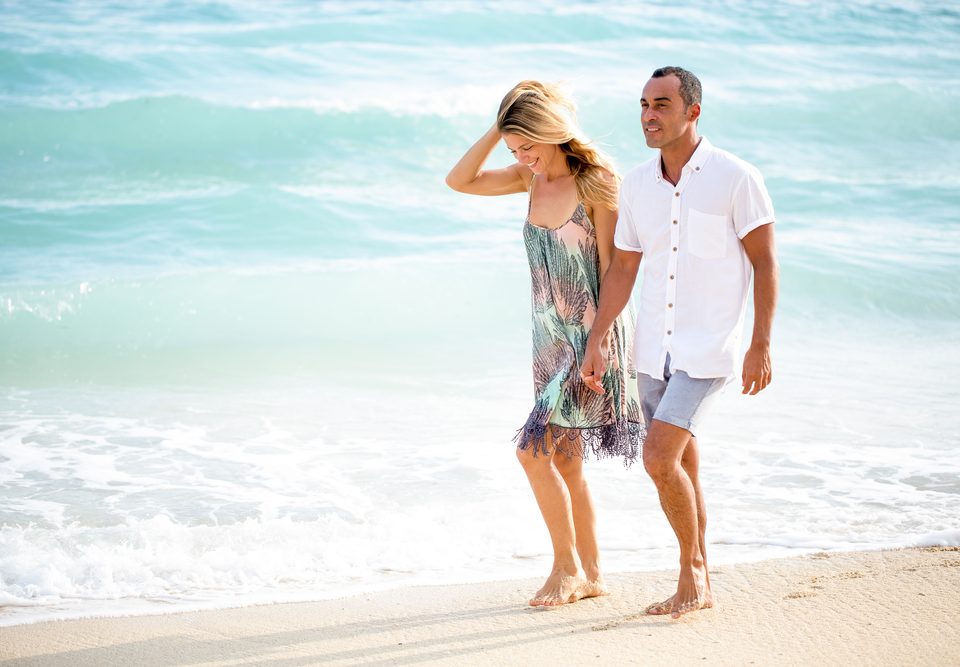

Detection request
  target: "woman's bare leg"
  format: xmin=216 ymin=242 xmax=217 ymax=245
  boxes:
xmin=516 ymin=434 xmax=590 ymax=606
xmin=553 ymin=448 xmax=608 ymax=599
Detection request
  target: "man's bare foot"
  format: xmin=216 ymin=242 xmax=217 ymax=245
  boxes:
xmin=645 ymin=567 xmax=712 ymax=619
xmin=644 ymin=590 xmax=715 ymax=615
xmin=529 ymin=569 xmax=592 ymax=607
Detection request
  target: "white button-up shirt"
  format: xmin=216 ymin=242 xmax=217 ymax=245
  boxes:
xmin=614 ymin=137 xmax=775 ymax=380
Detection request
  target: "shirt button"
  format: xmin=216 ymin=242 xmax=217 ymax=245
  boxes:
xmin=672 ymin=247 xmax=678 ymax=252
xmin=668 ymin=303 xmax=673 ymax=308
xmin=672 ymin=219 xmax=678 ymax=225
xmin=674 ymin=192 xmax=680 ymax=197
xmin=695 ymin=166 xmax=700 ymax=171
xmin=667 ymin=330 xmax=672 ymax=335
xmin=669 ymin=275 xmax=675 ymax=280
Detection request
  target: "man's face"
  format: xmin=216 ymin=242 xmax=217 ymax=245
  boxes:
xmin=640 ymin=75 xmax=699 ymax=149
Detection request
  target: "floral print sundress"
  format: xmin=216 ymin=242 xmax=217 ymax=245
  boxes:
xmin=515 ymin=177 xmax=645 ymax=465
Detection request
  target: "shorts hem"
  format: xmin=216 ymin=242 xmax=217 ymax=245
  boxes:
xmin=651 ymin=414 xmax=696 ymax=435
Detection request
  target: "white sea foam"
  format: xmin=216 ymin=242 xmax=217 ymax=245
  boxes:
xmin=911 ymin=530 xmax=960 ymax=548
xmin=0 ymin=183 xmax=244 ymax=213
xmin=2 ymin=332 xmax=959 ymax=627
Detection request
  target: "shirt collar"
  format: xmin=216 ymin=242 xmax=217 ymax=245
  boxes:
xmin=686 ymin=136 xmax=712 ymax=174
xmin=654 ymin=136 xmax=713 ymax=182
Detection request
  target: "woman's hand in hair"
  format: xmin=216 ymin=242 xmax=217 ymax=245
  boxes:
xmin=445 ymin=123 xmax=529 ymax=196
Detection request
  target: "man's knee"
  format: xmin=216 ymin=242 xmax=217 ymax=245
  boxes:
xmin=642 ymin=425 xmax=691 ymax=483
xmin=643 ymin=438 xmax=683 ymax=484
xmin=642 ymin=446 xmax=675 ymax=483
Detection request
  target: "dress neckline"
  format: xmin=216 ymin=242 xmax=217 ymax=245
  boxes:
xmin=525 ymin=201 xmax=585 ymax=231
xmin=525 ymin=175 xmax=587 ymax=231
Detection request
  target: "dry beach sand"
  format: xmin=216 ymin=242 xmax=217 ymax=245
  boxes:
xmin=1 ymin=548 xmax=958 ymax=666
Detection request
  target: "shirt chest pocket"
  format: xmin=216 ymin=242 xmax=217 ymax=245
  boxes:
xmin=685 ymin=208 xmax=729 ymax=259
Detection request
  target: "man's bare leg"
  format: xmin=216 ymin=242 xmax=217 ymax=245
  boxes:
xmin=646 ymin=434 xmax=714 ymax=615
xmin=554 ymin=449 xmax=608 ymax=599
xmin=642 ymin=419 xmax=709 ymax=618
xmin=516 ymin=434 xmax=589 ymax=606
xmin=684 ymin=436 xmax=713 ymax=606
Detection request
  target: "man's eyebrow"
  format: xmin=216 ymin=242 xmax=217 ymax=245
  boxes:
xmin=641 ymin=96 xmax=673 ymax=103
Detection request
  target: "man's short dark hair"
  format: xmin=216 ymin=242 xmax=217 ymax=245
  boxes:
xmin=652 ymin=66 xmax=702 ymax=108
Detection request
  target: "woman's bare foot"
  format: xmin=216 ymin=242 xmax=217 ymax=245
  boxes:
xmin=529 ymin=569 xmax=592 ymax=607
xmin=581 ymin=574 xmax=610 ymax=600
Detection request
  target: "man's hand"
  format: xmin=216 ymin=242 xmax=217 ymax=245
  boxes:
xmin=580 ymin=334 xmax=610 ymax=394
xmin=741 ymin=224 xmax=777 ymax=396
xmin=741 ymin=342 xmax=772 ymax=395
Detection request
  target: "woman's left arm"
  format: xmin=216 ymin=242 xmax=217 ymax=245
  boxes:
xmin=589 ymin=196 xmax=618 ymax=356
xmin=590 ymin=203 xmax=618 ymax=280
xmin=589 ymin=169 xmax=619 ymax=279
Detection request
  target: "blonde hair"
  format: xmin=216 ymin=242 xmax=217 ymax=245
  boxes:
xmin=497 ymin=80 xmax=619 ymax=210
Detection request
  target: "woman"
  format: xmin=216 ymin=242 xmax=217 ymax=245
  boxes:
xmin=446 ymin=81 xmax=644 ymax=606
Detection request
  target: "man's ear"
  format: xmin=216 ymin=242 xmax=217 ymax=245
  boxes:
xmin=687 ymin=102 xmax=701 ymax=123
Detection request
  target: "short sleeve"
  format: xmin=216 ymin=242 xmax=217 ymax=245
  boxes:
xmin=732 ymin=166 xmax=775 ymax=239
xmin=614 ymin=178 xmax=643 ymax=253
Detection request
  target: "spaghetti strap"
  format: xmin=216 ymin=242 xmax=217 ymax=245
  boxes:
xmin=526 ymin=174 xmax=535 ymax=217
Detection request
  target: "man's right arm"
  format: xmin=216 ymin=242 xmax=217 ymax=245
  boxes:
xmin=580 ymin=248 xmax=642 ymax=394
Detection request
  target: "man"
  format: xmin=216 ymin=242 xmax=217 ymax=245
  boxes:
xmin=580 ymin=66 xmax=779 ymax=619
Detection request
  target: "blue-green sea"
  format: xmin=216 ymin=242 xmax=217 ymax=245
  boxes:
xmin=1 ymin=1 xmax=958 ymax=625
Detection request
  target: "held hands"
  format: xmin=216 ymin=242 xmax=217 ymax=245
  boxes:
xmin=741 ymin=342 xmax=772 ymax=395
xmin=580 ymin=331 xmax=611 ymax=395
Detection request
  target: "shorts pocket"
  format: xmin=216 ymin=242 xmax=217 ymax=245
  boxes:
xmin=686 ymin=208 xmax=728 ymax=259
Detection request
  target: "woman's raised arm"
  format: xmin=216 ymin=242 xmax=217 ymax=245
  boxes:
xmin=445 ymin=123 xmax=529 ymax=196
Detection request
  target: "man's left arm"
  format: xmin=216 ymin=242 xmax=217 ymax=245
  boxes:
xmin=740 ymin=223 xmax=779 ymax=395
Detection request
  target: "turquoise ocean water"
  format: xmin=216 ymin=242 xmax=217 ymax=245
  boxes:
xmin=1 ymin=1 xmax=959 ymax=625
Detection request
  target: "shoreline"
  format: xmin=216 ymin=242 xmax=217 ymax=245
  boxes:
xmin=1 ymin=547 xmax=958 ymax=666
xmin=0 ymin=540 xmax=942 ymax=630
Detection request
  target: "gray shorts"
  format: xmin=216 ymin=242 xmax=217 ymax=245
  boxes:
xmin=638 ymin=355 xmax=726 ymax=436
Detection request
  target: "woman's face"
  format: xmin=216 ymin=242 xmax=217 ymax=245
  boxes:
xmin=501 ymin=133 xmax=558 ymax=175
